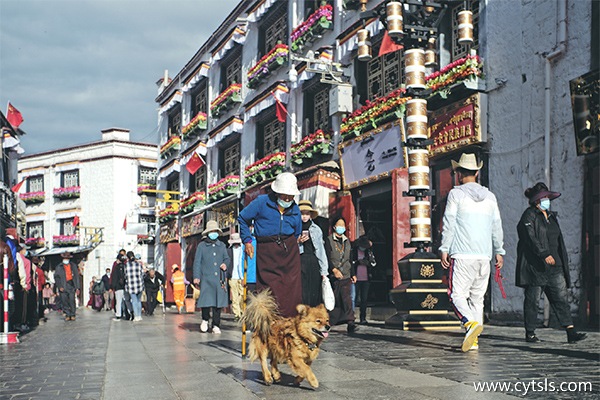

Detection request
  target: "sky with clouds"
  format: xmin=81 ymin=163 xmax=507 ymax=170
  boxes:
xmin=0 ymin=0 xmax=239 ymax=155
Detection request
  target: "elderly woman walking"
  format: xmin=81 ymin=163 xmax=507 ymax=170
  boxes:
xmin=297 ymin=200 xmax=328 ymax=307
xmin=238 ymin=172 xmax=302 ymax=317
xmin=516 ymin=182 xmax=586 ymax=344
xmin=193 ymin=220 xmax=230 ymax=334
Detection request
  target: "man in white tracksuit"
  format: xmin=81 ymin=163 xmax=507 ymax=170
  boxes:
xmin=439 ymin=153 xmax=505 ymax=352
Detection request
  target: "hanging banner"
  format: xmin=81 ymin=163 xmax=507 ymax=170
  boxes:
xmin=338 ymin=120 xmax=407 ymax=189
xmin=428 ymin=93 xmax=486 ymax=156
xmin=181 ymin=213 xmax=204 ymax=238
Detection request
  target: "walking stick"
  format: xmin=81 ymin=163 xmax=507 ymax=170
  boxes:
xmin=241 ymin=253 xmax=248 ymax=358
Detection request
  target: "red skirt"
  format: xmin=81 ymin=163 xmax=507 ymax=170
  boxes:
xmin=256 ymin=235 xmax=302 ymax=317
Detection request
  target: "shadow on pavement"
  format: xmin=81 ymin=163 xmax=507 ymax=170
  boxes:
xmin=495 ymin=343 xmax=600 ymax=362
xmin=218 ymin=365 xmax=315 ymax=390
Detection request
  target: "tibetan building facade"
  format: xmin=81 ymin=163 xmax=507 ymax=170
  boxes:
xmin=154 ymin=0 xmax=598 ymax=326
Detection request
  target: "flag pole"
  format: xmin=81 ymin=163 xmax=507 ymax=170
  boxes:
xmin=241 ymin=253 xmax=248 ymax=358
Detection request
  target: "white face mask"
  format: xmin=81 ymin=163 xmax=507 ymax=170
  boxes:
xmin=62 ymin=259 xmax=70 ymax=264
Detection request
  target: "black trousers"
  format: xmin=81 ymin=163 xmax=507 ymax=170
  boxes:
xmin=202 ymin=307 xmax=221 ymax=327
xmin=61 ymin=289 xmax=77 ymax=317
xmin=145 ymin=289 xmax=158 ymax=315
xmin=355 ymin=281 xmax=370 ymax=322
xmin=524 ymin=270 xmax=573 ymax=332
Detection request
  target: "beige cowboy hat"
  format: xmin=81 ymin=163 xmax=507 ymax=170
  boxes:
xmin=202 ymin=220 xmax=223 ymax=237
xmin=271 ymin=172 xmax=301 ymax=196
xmin=451 ymin=153 xmax=483 ymax=171
xmin=298 ymin=200 xmax=318 ymax=220
xmin=228 ymin=232 xmax=242 ymax=246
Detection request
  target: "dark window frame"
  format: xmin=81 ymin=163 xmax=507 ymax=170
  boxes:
xmin=258 ymin=2 xmax=289 ymax=57
xmin=27 ymin=175 xmax=44 ymax=192
xmin=27 ymin=221 xmax=44 ymax=238
xmin=61 ymin=170 xmax=79 ymax=188
xmin=168 ymin=105 xmax=182 ymax=137
xmin=220 ymin=45 xmax=243 ymax=91
xmin=190 ymin=80 xmax=208 ymax=117
xmin=219 ymin=137 xmax=241 ymax=178
xmin=256 ymin=109 xmax=286 ymax=159
xmin=302 ymin=79 xmax=331 ymax=134
xmin=60 ymin=218 xmax=75 ymax=236
xmin=138 ymin=167 xmax=157 ymax=185
xmin=189 ymin=166 xmax=207 ymax=193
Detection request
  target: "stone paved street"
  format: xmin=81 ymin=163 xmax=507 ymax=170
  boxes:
xmin=1 ymin=308 xmax=598 ymax=400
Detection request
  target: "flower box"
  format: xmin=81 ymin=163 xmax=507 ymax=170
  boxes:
xmin=53 ymin=234 xmax=79 ymax=247
xmin=53 ymin=186 xmax=81 ymax=200
xmin=341 ymin=88 xmax=410 ymax=139
xmin=426 ymin=55 xmax=483 ymax=95
xmin=208 ymin=175 xmax=240 ymax=200
xmin=244 ymin=153 xmax=286 ymax=186
xmin=290 ymin=4 xmax=333 ymax=52
xmin=181 ymin=191 xmax=206 ymax=213
xmin=160 ymin=136 xmax=181 ymax=158
xmin=158 ymin=206 xmax=178 ymax=223
xmin=210 ymin=84 xmax=242 ymax=118
xmin=247 ymin=44 xmax=289 ymax=89
xmin=182 ymin=112 xmax=208 ymax=139
xmin=20 ymin=191 xmax=45 ymax=204
xmin=25 ymin=237 xmax=45 ymax=248
xmin=291 ymin=130 xmax=332 ymax=164
xmin=137 ymin=183 xmax=156 ymax=195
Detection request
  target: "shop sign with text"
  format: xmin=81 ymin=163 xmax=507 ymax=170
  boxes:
xmin=429 ymin=93 xmax=486 ymax=156
xmin=338 ymin=120 xmax=406 ymax=189
xmin=206 ymin=201 xmax=238 ymax=230
xmin=159 ymin=220 xmax=178 ymax=243
xmin=181 ymin=213 xmax=204 ymax=238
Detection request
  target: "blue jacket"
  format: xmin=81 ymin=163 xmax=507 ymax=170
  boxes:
xmin=238 ymin=194 xmax=302 ymax=243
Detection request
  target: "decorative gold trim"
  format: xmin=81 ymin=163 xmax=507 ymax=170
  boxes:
xmin=411 ymin=279 xmax=442 ymax=284
xmin=404 ymin=321 xmax=462 ymax=325
xmin=409 ymin=310 xmax=448 ymax=314
xmin=419 ymin=263 xmax=435 ymax=278
xmin=406 ymin=289 xmax=447 ymax=293
xmin=420 ymin=294 xmax=439 ymax=309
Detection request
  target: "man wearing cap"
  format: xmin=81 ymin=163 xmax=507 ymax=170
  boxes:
xmin=238 ymin=172 xmax=302 ymax=317
xmin=227 ymin=232 xmax=244 ymax=320
xmin=54 ymin=252 xmax=81 ymax=321
xmin=439 ymin=153 xmax=505 ymax=352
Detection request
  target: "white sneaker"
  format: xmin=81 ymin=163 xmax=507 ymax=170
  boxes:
xmin=212 ymin=326 xmax=221 ymax=334
xmin=134 ymin=316 xmax=143 ymax=322
xmin=200 ymin=320 xmax=209 ymax=332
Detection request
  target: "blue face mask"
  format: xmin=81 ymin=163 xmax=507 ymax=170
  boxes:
xmin=277 ymin=198 xmax=293 ymax=209
xmin=208 ymin=232 xmax=219 ymax=241
xmin=335 ymin=226 xmax=346 ymax=235
xmin=539 ymin=198 xmax=551 ymax=211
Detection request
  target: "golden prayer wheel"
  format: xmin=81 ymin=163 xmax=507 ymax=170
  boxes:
xmin=408 ymin=166 xmax=430 ymax=190
xmin=406 ymin=99 xmax=428 ymax=139
xmin=404 ymin=48 xmax=426 ymax=89
xmin=425 ymin=37 xmax=437 ymax=67
xmin=357 ymin=29 xmax=372 ymax=61
xmin=386 ymin=1 xmax=404 ymax=38
xmin=408 ymin=148 xmax=429 ymax=168
xmin=410 ymin=200 xmax=431 ymax=219
xmin=458 ymin=10 xmax=474 ymax=45
xmin=410 ymin=218 xmax=432 ymax=242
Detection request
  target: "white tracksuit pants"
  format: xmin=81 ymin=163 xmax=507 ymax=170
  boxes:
xmin=448 ymin=258 xmax=490 ymax=325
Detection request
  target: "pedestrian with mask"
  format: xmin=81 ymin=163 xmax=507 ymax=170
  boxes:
xmin=352 ymin=235 xmax=377 ymax=325
xmin=110 ymin=253 xmax=128 ymax=321
xmin=297 ymin=200 xmax=328 ymax=307
xmin=102 ymin=268 xmax=113 ymax=311
xmin=440 ymin=153 xmax=505 ymax=352
xmin=238 ymin=172 xmax=302 ymax=317
xmin=325 ymin=217 xmax=358 ymax=333
xmin=227 ymin=233 xmax=244 ymax=320
xmin=193 ymin=220 xmax=230 ymax=334
xmin=170 ymin=264 xmax=189 ymax=314
xmin=124 ymin=251 xmax=144 ymax=322
xmin=54 ymin=252 xmax=80 ymax=321
xmin=516 ymin=182 xmax=586 ymax=344
xmin=143 ymin=265 xmax=164 ymax=316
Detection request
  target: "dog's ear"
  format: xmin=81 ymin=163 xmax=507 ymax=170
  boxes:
xmin=296 ymin=304 xmax=308 ymax=316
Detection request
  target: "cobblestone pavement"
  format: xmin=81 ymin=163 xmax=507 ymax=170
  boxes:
xmin=0 ymin=308 xmax=598 ymax=400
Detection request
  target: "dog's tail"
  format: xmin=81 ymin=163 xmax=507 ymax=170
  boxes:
xmin=241 ymin=289 xmax=280 ymax=343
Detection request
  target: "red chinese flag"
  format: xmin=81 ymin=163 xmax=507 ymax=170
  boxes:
xmin=73 ymin=216 xmax=80 ymax=227
xmin=11 ymin=178 xmax=26 ymax=193
xmin=186 ymin=152 xmax=205 ymax=175
xmin=274 ymin=97 xmax=287 ymax=123
xmin=378 ymin=31 xmax=403 ymax=57
xmin=6 ymin=102 xmax=24 ymax=129
xmin=123 ymin=216 xmax=127 ymax=231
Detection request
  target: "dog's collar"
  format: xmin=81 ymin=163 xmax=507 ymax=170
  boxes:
xmin=304 ymin=340 xmax=317 ymax=351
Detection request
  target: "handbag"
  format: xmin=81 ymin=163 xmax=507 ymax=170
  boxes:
xmin=321 ymin=277 xmax=335 ymax=311
xmin=191 ymin=284 xmax=200 ymax=300
xmin=156 ymin=290 xmax=163 ymax=303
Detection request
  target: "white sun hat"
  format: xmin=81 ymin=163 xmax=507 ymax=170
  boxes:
xmin=271 ymin=172 xmax=300 ymax=196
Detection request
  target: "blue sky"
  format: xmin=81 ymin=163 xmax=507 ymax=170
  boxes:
xmin=0 ymin=0 xmax=238 ymax=154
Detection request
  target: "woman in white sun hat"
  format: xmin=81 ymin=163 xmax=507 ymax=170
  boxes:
xmin=238 ymin=172 xmax=302 ymax=317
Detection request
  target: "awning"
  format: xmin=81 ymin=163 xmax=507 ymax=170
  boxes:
xmin=181 ymin=63 xmax=210 ymax=93
xmin=211 ymin=26 xmax=247 ymax=64
xmin=207 ymin=118 xmax=243 ymax=148
xmin=159 ymin=92 xmax=183 ymax=115
xmin=247 ymin=0 xmax=278 ymax=23
xmin=34 ymin=245 xmax=94 ymax=257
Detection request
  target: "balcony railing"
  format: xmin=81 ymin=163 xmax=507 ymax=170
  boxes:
xmin=247 ymin=44 xmax=289 ymax=89
xmin=180 ymin=191 xmax=206 ymax=214
xmin=290 ymin=4 xmax=333 ymax=52
xmin=160 ymin=136 xmax=181 ymax=159
xmin=208 ymin=175 xmax=240 ymax=201
xmin=182 ymin=112 xmax=207 ymax=139
xmin=25 ymin=237 xmax=45 ymax=248
xmin=52 ymin=234 xmax=79 ymax=247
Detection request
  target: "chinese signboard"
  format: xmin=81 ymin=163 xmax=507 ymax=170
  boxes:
xmin=159 ymin=220 xmax=178 ymax=243
xmin=206 ymin=201 xmax=237 ymax=231
xmin=338 ymin=120 xmax=407 ymax=189
xmin=181 ymin=213 xmax=204 ymax=238
xmin=428 ymin=94 xmax=486 ymax=156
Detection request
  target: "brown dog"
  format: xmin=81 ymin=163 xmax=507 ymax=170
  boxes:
xmin=242 ymin=290 xmax=330 ymax=388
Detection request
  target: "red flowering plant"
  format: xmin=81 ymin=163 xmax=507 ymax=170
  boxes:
xmin=53 ymin=234 xmax=79 ymax=247
xmin=244 ymin=152 xmax=286 ymax=186
xmin=160 ymin=136 xmax=181 ymax=158
xmin=290 ymin=4 xmax=333 ymax=52
xmin=180 ymin=191 xmax=206 ymax=213
xmin=247 ymin=44 xmax=289 ymax=89
xmin=53 ymin=186 xmax=81 ymax=199
xmin=182 ymin=112 xmax=207 ymax=138
xmin=291 ymin=130 xmax=332 ymax=164
xmin=340 ymin=88 xmax=410 ymax=139
xmin=426 ymin=55 xmax=483 ymax=94
xmin=25 ymin=237 xmax=45 ymax=248
xmin=137 ymin=183 xmax=156 ymax=195
xmin=20 ymin=191 xmax=45 ymax=204
xmin=158 ymin=205 xmax=179 ymax=223
xmin=208 ymin=175 xmax=240 ymax=200
xmin=210 ymin=83 xmax=242 ymax=118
